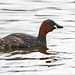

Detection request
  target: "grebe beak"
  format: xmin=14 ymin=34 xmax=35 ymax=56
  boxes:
xmin=54 ymin=24 xmax=63 ymax=28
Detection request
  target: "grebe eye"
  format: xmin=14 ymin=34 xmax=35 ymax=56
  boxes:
xmin=51 ymin=22 xmax=54 ymax=26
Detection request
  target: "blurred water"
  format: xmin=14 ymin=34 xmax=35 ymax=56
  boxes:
xmin=0 ymin=0 xmax=75 ymax=75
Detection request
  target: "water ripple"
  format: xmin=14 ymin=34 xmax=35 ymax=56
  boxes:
xmin=0 ymin=0 xmax=75 ymax=74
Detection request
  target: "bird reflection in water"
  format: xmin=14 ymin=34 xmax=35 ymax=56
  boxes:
xmin=0 ymin=45 xmax=64 ymax=68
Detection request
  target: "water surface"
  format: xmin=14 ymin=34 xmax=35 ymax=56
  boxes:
xmin=0 ymin=0 xmax=75 ymax=75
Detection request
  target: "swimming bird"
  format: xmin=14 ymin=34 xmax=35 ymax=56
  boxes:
xmin=0 ymin=19 xmax=63 ymax=50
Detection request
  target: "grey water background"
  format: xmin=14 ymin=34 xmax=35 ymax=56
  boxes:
xmin=0 ymin=0 xmax=75 ymax=75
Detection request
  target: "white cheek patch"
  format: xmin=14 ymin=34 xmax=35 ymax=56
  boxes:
xmin=54 ymin=25 xmax=57 ymax=29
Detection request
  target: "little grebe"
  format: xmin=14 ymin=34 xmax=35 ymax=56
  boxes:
xmin=0 ymin=19 xmax=63 ymax=50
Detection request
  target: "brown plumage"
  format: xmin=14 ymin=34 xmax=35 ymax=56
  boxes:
xmin=0 ymin=19 xmax=63 ymax=50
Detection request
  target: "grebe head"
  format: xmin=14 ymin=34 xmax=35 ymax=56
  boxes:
xmin=38 ymin=19 xmax=63 ymax=38
xmin=44 ymin=19 xmax=63 ymax=29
